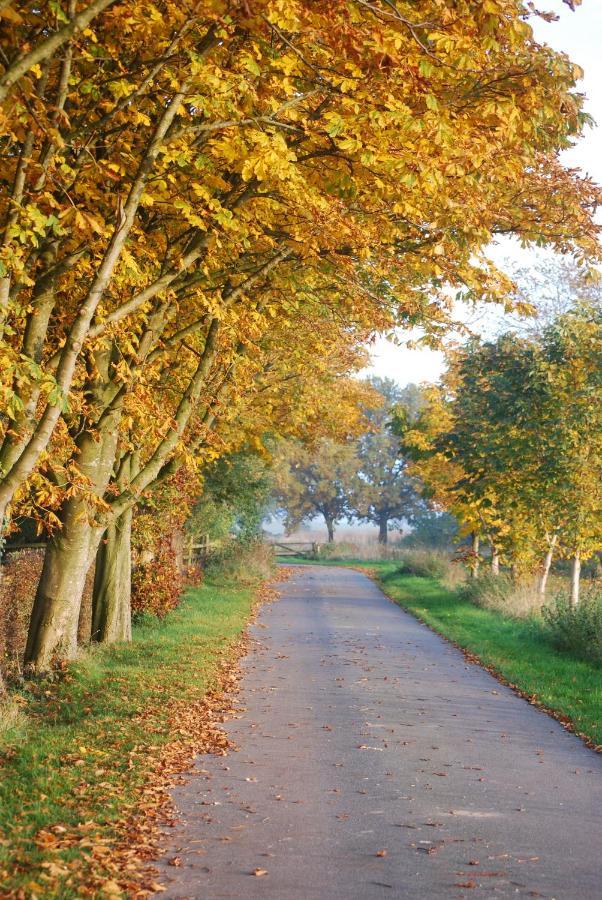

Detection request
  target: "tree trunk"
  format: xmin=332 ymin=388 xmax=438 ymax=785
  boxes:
xmin=539 ymin=534 xmax=557 ymax=597
xmin=470 ymin=533 xmax=480 ymax=578
xmin=491 ymin=549 xmax=500 ymax=575
xmin=325 ymin=515 xmax=335 ymax=543
xmin=25 ymin=505 xmax=102 ymax=671
xmin=378 ymin=515 xmax=388 ymax=545
xmin=24 ymin=393 xmax=121 ymax=671
xmin=570 ymin=552 xmax=581 ymax=608
xmin=91 ymin=506 xmax=133 ymax=644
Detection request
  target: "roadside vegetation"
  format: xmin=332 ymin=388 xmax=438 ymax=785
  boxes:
xmin=0 ymin=542 xmax=273 ymax=897
xmin=282 ymin=551 xmax=602 ymax=748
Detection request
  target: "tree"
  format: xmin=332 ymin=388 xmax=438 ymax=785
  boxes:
xmin=402 ymin=509 xmax=458 ymax=550
xmin=1 ymin=0 xmax=600 ymax=535
xmin=275 ymin=439 xmax=361 ymax=543
xmin=351 ymin=379 xmax=423 ymax=544
xmin=504 ymin=256 xmax=602 ymax=337
xmin=189 ymin=451 xmax=274 ymax=544
xmin=1 ymin=1 xmax=601 ymax=670
xmin=398 ymin=308 xmax=602 ymax=601
xmin=25 ymin=304 xmax=374 ymax=670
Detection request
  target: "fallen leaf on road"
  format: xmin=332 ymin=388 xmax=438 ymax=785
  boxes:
xmin=252 ymin=868 xmax=268 ymax=877
xmin=376 ymin=849 xmax=388 ymax=857
xmin=168 ymin=857 xmax=182 ymax=867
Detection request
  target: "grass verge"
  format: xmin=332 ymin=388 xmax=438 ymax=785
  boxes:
xmin=282 ymin=557 xmax=601 ymax=749
xmin=0 ymin=574 xmax=267 ymax=897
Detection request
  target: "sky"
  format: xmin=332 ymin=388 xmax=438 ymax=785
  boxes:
xmin=366 ymin=0 xmax=602 ymax=387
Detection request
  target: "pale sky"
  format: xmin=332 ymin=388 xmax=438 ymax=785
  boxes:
xmin=367 ymin=0 xmax=602 ymax=387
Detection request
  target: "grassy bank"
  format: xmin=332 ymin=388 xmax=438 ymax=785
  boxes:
xmin=0 ymin=574 xmax=263 ymax=896
xmin=283 ymin=558 xmax=601 ymax=748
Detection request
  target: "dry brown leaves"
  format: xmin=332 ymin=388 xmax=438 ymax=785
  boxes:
xmin=103 ymin=580 xmax=282 ymax=896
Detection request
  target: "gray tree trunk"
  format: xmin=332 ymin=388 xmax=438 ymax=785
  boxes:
xmin=570 ymin=552 xmax=581 ymax=608
xmin=24 ymin=398 xmax=121 ymax=671
xmin=25 ymin=505 xmax=103 ymax=671
xmin=325 ymin=516 xmax=335 ymax=543
xmin=92 ymin=506 xmax=133 ymax=644
xmin=378 ymin=515 xmax=388 ymax=545
xmin=470 ymin=533 xmax=480 ymax=578
xmin=491 ymin=549 xmax=500 ymax=575
xmin=539 ymin=534 xmax=557 ymax=597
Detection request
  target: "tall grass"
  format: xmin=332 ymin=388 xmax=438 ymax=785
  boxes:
xmin=206 ymin=537 xmax=275 ymax=584
xmin=460 ymin=573 xmax=545 ymax=618
xmin=397 ymin=548 xmax=465 ymax=589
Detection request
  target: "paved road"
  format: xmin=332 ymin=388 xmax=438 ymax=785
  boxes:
xmin=156 ymin=565 xmax=602 ymax=899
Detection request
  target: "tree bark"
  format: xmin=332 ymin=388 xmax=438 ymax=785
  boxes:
xmin=539 ymin=534 xmax=557 ymax=597
xmin=378 ymin=514 xmax=388 ymax=545
xmin=570 ymin=552 xmax=581 ymax=608
xmin=24 ymin=389 xmax=121 ymax=670
xmin=25 ymin=506 xmax=102 ymax=671
xmin=470 ymin=533 xmax=480 ymax=578
xmin=325 ymin=515 xmax=335 ymax=543
xmin=92 ymin=507 xmax=133 ymax=644
xmin=491 ymin=548 xmax=500 ymax=575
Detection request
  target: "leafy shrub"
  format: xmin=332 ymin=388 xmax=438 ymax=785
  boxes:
xmin=131 ymin=538 xmax=182 ymax=619
xmin=0 ymin=550 xmax=41 ymax=680
xmin=398 ymin=548 xmax=462 ymax=586
xmin=543 ymin=591 xmax=602 ymax=666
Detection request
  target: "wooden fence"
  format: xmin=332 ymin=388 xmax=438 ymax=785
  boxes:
xmin=183 ymin=534 xmax=220 ymax=568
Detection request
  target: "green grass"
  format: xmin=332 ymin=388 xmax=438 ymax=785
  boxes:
xmin=0 ymin=575 xmax=259 ymax=896
xmin=282 ymin=557 xmax=602 ymax=748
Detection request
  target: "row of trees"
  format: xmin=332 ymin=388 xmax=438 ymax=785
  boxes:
xmin=0 ymin=2 xmax=599 ymax=678
xmin=398 ymin=303 xmax=602 ymax=604
xmin=275 ymin=378 xmax=423 ymax=544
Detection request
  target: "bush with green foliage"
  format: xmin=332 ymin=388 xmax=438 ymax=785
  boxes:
xmin=190 ymin=451 xmax=274 ymax=542
xmin=402 ymin=510 xmax=458 ymax=549
xmin=543 ymin=591 xmax=602 ymax=666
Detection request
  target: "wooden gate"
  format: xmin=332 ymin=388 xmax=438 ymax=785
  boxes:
xmin=269 ymin=541 xmax=320 ymax=558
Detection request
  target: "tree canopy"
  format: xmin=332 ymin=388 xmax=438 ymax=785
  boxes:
xmin=0 ymin=0 xmax=600 ymax=669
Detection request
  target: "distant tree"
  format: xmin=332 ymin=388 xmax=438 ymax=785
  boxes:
xmin=274 ymin=439 xmax=359 ymax=543
xmin=403 ymin=510 xmax=458 ymax=550
xmin=350 ymin=378 xmax=423 ymax=544
xmin=189 ymin=451 xmax=274 ymax=543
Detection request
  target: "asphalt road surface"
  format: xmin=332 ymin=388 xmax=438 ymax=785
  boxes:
xmin=156 ymin=565 xmax=602 ymax=899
